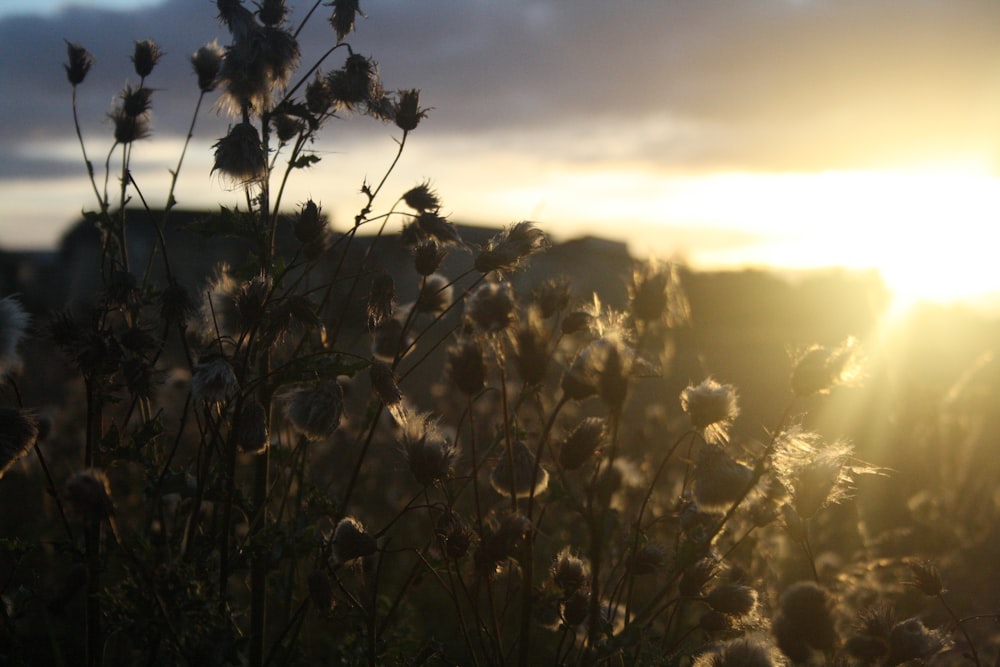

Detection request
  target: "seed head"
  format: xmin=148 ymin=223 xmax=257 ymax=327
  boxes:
xmin=366 ymin=272 xmax=396 ymax=330
xmin=693 ymin=444 xmax=753 ymax=510
xmin=435 ymin=510 xmax=473 ymax=560
xmin=413 ymin=241 xmax=447 ymax=277
xmin=907 ymin=560 xmax=943 ymax=597
xmin=256 ymin=0 xmax=288 ymax=26
xmin=514 ymin=310 xmax=549 ymax=385
xmin=475 ymin=514 xmax=532 ymax=576
xmin=212 ymin=122 xmax=266 ymax=185
xmin=192 ymin=41 xmax=224 ymax=92
xmin=679 ymin=557 xmax=720 ymax=597
xmin=772 ymin=581 xmax=837 ymax=661
xmin=65 ymin=41 xmax=94 ymax=86
xmin=551 ymin=548 xmax=589 ymax=599
xmin=415 ymin=273 xmax=453 ymax=316
xmin=329 ymin=0 xmax=363 ymax=42
xmin=327 ymin=53 xmax=380 ymax=110
xmin=401 ymin=413 xmax=456 ymax=486
xmin=474 ymin=221 xmax=548 ymax=274
xmin=693 ymin=637 xmax=780 ymax=667
xmin=132 ymin=39 xmax=163 ymax=78
xmin=467 ymin=282 xmax=516 ymax=333
xmin=393 ymin=88 xmax=427 ymax=132
xmin=369 ymin=360 xmax=404 ymax=421
xmin=191 ymin=357 xmax=239 ymax=404
xmin=371 ymin=314 xmax=412 ymax=362
xmin=705 ymin=583 xmax=757 ymax=617
xmin=886 ymin=617 xmax=947 ymax=665
xmin=233 ymin=399 xmax=269 ymax=454
xmin=0 ymin=408 xmax=39 ymax=479
xmin=283 ymin=380 xmax=344 ymax=441
xmin=791 ymin=337 xmax=862 ymax=397
xmin=413 ymin=211 xmax=462 ymax=247
xmin=629 ymin=259 xmax=690 ymax=326
xmin=447 ymin=337 xmax=486 ymax=396
xmin=680 ymin=378 xmax=739 ymax=437
xmin=109 ymin=105 xmax=151 ymax=144
xmin=294 ymin=199 xmax=327 ymax=245
xmin=66 ymin=468 xmax=114 ymax=522
xmin=534 ymin=276 xmax=572 ymax=318
xmin=402 ymin=182 xmax=441 ymax=213
xmin=490 ymin=439 xmax=548 ymax=499
xmin=0 ymin=296 xmax=30 ymax=377
xmin=628 ymin=542 xmax=667 ymax=575
xmin=558 ymin=417 xmax=605 ymax=471
xmin=332 ymin=516 xmax=377 ymax=563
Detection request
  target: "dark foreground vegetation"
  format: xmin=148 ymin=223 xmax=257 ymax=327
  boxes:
xmin=2 ymin=1 xmax=999 ymax=665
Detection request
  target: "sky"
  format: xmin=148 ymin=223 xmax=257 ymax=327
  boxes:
xmin=3 ymin=0 xmax=1000 ymax=306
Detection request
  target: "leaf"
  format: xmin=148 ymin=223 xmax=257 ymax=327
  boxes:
xmin=291 ymin=154 xmax=321 ymax=170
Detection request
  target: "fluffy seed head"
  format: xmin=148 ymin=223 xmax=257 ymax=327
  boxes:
xmin=773 ymin=581 xmax=838 ymax=659
xmin=629 ymin=542 xmax=667 ymax=575
xmin=369 ymin=360 xmax=404 ymax=421
xmin=534 ymin=276 xmax=572 ymax=318
xmin=886 ymin=618 xmax=947 ymax=665
xmin=693 ymin=444 xmax=754 ymax=510
xmin=0 ymin=408 xmax=39 ymax=479
xmin=329 ymin=0 xmax=363 ymax=42
xmin=791 ymin=337 xmax=862 ymax=397
xmin=402 ymin=182 xmax=441 ymax=213
xmin=551 ymin=548 xmax=589 ymax=599
xmin=283 ymin=380 xmax=344 ymax=441
xmin=401 ymin=413 xmax=456 ymax=486
xmin=413 ymin=241 xmax=447 ymax=277
xmin=415 ymin=274 xmax=453 ymax=315
xmin=192 ymin=41 xmax=224 ymax=92
xmin=490 ymin=439 xmax=548 ymax=500
xmin=435 ymin=510 xmax=473 ymax=560
xmin=467 ymin=282 xmax=516 ymax=333
xmin=110 ymin=105 xmax=151 ymax=144
xmin=706 ymin=583 xmax=757 ymax=617
xmin=693 ymin=637 xmax=780 ymax=667
xmin=366 ymin=272 xmax=396 ymax=331
xmin=629 ymin=259 xmax=690 ymax=326
xmin=413 ymin=211 xmax=462 ymax=247
xmin=514 ymin=311 xmax=549 ymax=385
xmin=907 ymin=560 xmax=943 ymax=597
xmin=332 ymin=516 xmax=377 ymax=563
xmin=474 ymin=221 xmax=548 ymax=274
xmin=0 ymin=296 xmax=30 ymax=377
xmin=212 ymin=122 xmax=266 ymax=186
xmin=191 ymin=357 xmax=239 ymax=404
xmin=679 ymin=557 xmax=720 ymax=597
xmin=680 ymin=378 xmax=739 ymax=439
xmin=132 ymin=39 xmax=163 ymax=78
xmin=393 ymin=88 xmax=427 ymax=132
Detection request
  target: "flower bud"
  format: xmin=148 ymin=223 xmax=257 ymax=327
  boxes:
xmin=394 ymin=88 xmax=427 ymax=132
xmin=64 ymin=41 xmax=94 ymax=86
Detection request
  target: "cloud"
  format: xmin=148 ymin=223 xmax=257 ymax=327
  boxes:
xmin=2 ymin=0 xmax=1000 ymax=195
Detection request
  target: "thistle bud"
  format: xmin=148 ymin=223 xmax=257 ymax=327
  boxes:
xmin=66 ymin=468 xmax=115 ymax=522
xmin=65 ymin=41 xmax=94 ymax=86
xmin=366 ymin=272 xmax=396 ymax=330
xmin=413 ymin=241 xmax=447 ymax=276
xmin=329 ymin=0 xmax=362 ymax=42
xmin=132 ymin=39 xmax=163 ymax=78
xmin=191 ymin=41 xmax=224 ymax=92
xmin=907 ymin=560 xmax=943 ymax=597
xmin=332 ymin=516 xmax=377 ymax=563
xmin=294 ymin=200 xmax=326 ymax=244
xmin=0 ymin=408 xmax=39 ymax=479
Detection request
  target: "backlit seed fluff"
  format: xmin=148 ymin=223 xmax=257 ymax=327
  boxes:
xmin=283 ymin=380 xmax=344 ymax=441
xmin=680 ymin=378 xmax=739 ymax=430
xmin=772 ymin=581 xmax=838 ymax=661
xmin=885 ymin=617 xmax=946 ymax=665
xmin=692 ymin=637 xmax=779 ymax=667
xmin=109 ymin=106 xmax=151 ymax=144
xmin=366 ymin=273 xmax=396 ymax=331
xmin=191 ymin=357 xmax=239 ymax=404
xmin=131 ymin=39 xmax=163 ymax=78
xmin=401 ymin=413 xmax=456 ymax=486
xmin=212 ymin=122 xmax=266 ymax=186
xmin=0 ymin=408 xmax=39 ymax=479
xmin=490 ymin=439 xmax=548 ymax=499
xmin=791 ymin=337 xmax=862 ymax=397
xmin=474 ymin=221 xmax=548 ymax=274
xmin=467 ymin=282 xmax=516 ymax=333
xmin=413 ymin=241 xmax=447 ymax=277
xmin=0 ymin=296 xmax=30 ymax=376
xmin=693 ymin=444 xmax=753 ymax=510
xmin=629 ymin=542 xmax=667 ymax=575
xmin=191 ymin=41 xmax=224 ymax=92
xmin=65 ymin=41 xmax=94 ymax=85
xmin=415 ymin=273 xmax=453 ymax=315
xmin=369 ymin=360 xmax=404 ymax=420
xmin=66 ymin=468 xmax=115 ymax=522
xmin=435 ymin=510 xmax=473 ymax=560
xmin=907 ymin=560 xmax=943 ymax=597
xmin=551 ymin=548 xmax=589 ymax=599
xmin=332 ymin=516 xmax=377 ymax=563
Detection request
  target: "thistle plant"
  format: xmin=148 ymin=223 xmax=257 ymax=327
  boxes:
xmin=1 ymin=1 xmax=998 ymax=666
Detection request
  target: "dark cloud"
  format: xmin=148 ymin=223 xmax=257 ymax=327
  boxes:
xmin=2 ymin=0 xmax=1000 ymax=181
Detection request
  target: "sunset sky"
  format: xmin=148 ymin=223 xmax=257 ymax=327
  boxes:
xmin=2 ymin=0 xmax=1000 ymax=306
